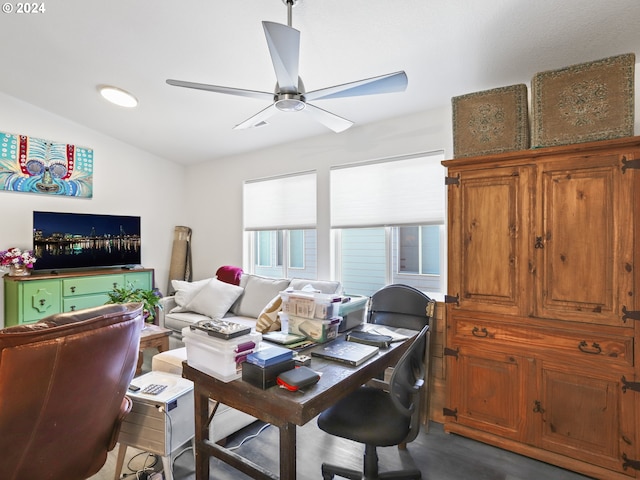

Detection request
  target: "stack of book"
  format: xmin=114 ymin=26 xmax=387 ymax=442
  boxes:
xmin=242 ymin=345 xmax=295 ymax=389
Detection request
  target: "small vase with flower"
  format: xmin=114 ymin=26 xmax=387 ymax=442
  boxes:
xmin=1 ymin=247 xmax=37 ymax=276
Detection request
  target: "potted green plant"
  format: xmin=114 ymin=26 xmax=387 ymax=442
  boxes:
xmin=106 ymin=283 xmax=163 ymax=322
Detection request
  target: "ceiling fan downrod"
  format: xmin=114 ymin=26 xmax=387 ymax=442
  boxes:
xmin=282 ymin=0 xmax=298 ymax=28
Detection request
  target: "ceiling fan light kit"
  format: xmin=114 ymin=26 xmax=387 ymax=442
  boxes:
xmin=98 ymin=85 xmax=138 ymax=108
xmin=166 ymin=0 xmax=407 ymax=132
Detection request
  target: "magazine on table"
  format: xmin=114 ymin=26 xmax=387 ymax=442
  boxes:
xmin=310 ymin=338 xmax=379 ymax=366
xmin=346 ymin=324 xmax=410 ymax=348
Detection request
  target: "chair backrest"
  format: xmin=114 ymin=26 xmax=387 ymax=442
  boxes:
xmin=0 ymin=302 xmax=144 ymax=480
xmin=388 ymin=325 xmax=429 ymax=445
xmin=368 ymin=284 xmax=434 ymax=331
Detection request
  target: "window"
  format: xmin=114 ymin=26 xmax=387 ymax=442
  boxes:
xmin=250 ymin=229 xmax=315 ymax=278
xmin=288 ymin=229 xmax=305 ymax=269
xmin=397 ymin=226 xmax=440 ymax=275
xmin=244 ymin=172 xmax=317 ymax=280
xmin=331 ymin=152 xmax=445 ymax=296
xmin=256 ymin=231 xmax=273 ymax=267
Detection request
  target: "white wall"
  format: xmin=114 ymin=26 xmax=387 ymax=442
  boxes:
xmin=0 ymin=92 xmax=186 ymax=327
xmin=182 ymin=106 xmax=453 ymax=282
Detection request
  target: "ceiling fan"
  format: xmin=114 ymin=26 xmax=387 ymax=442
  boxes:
xmin=166 ymin=0 xmax=408 ymax=133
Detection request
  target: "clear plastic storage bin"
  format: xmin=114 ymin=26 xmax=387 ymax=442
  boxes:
xmin=279 ymin=312 xmax=341 ymax=343
xmin=280 ymin=291 xmax=341 ymax=320
xmin=182 ymin=327 xmax=261 ymax=382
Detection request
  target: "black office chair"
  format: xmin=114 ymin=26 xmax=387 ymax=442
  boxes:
xmin=368 ymin=284 xmax=435 ymax=331
xmin=368 ymin=284 xmax=435 ymax=427
xmin=317 ymin=325 xmax=429 ymax=480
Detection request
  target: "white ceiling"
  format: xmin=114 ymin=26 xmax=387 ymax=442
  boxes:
xmin=1 ymin=0 xmax=638 ymax=165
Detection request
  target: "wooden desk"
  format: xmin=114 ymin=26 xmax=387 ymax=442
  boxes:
xmin=137 ymin=324 xmax=171 ymax=375
xmin=182 ymin=328 xmax=417 ymax=480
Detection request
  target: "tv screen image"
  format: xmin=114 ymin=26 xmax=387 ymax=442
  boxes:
xmin=33 ymin=211 xmax=141 ymax=271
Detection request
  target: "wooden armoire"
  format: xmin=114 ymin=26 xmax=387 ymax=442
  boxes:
xmin=442 ymin=136 xmax=640 ymax=479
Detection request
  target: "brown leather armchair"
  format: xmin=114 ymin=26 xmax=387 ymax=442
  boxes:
xmin=0 ymin=302 xmax=144 ymax=480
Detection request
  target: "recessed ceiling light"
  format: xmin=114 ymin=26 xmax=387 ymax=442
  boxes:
xmin=98 ymin=85 xmax=138 ymax=108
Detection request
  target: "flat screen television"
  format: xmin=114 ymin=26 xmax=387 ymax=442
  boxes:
xmin=33 ymin=211 xmax=141 ymax=272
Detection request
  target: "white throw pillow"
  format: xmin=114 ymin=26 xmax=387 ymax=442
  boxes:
xmin=185 ymin=278 xmax=244 ymax=320
xmin=231 ymin=274 xmax=290 ymax=318
xmin=170 ymin=278 xmax=211 ymax=313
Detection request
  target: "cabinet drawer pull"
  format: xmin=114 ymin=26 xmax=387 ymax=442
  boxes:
xmin=70 ymin=305 xmax=76 ymax=311
xmin=471 ymin=327 xmax=489 ymax=338
xmin=578 ymin=340 xmax=601 ymax=355
xmin=70 ymin=286 xmax=76 ymax=293
xmin=113 ymin=282 xmax=118 ymax=289
xmin=39 ymin=299 xmax=46 ymax=306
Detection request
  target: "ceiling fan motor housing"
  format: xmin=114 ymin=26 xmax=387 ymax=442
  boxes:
xmin=275 ymin=94 xmax=306 ymax=112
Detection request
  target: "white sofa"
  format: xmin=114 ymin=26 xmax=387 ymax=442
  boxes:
xmin=155 ymin=273 xmax=342 ymax=443
xmin=159 ymin=273 xmax=342 ymax=347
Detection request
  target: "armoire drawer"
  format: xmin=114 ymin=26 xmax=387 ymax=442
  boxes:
xmin=452 ymin=317 xmax=633 ymax=367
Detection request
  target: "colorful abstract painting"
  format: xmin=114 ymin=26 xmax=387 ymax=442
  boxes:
xmin=0 ymin=131 xmax=93 ymax=197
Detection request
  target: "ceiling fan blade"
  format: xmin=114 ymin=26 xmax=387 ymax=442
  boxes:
xmin=304 ymin=103 xmax=353 ymax=133
xmin=262 ymin=21 xmax=300 ymax=92
xmin=233 ymin=104 xmax=279 ymax=130
xmin=304 ymin=71 xmax=408 ymax=102
xmin=166 ymin=79 xmax=273 ymax=101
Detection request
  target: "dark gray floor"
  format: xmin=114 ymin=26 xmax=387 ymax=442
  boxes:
xmin=150 ymin=420 xmax=593 ymax=480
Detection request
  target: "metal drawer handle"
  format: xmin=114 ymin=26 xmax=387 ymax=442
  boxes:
xmin=471 ymin=327 xmax=489 ymax=338
xmin=113 ymin=282 xmax=118 ymax=289
xmin=39 ymin=299 xmax=46 ymax=306
xmin=70 ymin=305 xmax=76 ymax=311
xmin=70 ymin=286 xmax=76 ymax=293
xmin=578 ymin=340 xmax=601 ymax=355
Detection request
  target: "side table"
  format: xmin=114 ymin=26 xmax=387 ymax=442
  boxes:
xmin=137 ymin=325 xmax=172 ymax=375
xmin=114 ymin=371 xmax=194 ymax=480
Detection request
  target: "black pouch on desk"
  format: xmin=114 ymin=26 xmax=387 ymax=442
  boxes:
xmin=276 ymin=366 xmax=320 ymax=391
xmin=346 ymin=330 xmax=393 ymax=349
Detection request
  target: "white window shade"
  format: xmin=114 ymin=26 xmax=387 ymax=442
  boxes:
xmin=244 ymin=171 xmax=317 ymax=230
xmin=330 ymin=152 xmax=445 ymax=228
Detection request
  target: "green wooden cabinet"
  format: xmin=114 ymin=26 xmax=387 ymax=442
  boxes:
xmin=3 ymin=268 xmax=154 ymax=326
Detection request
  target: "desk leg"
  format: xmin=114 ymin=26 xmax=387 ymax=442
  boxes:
xmin=280 ymin=422 xmax=296 ymax=480
xmin=194 ymin=388 xmax=210 ymax=480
